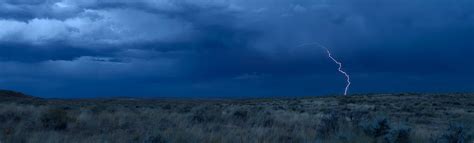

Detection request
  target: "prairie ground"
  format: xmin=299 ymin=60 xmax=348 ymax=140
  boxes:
xmin=0 ymin=92 xmax=473 ymax=143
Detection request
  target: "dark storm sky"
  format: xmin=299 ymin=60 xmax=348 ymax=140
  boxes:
xmin=0 ymin=0 xmax=473 ymax=98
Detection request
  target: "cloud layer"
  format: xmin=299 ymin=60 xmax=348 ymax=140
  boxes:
xmin=1 ymin=0 xmax=473 ymax=97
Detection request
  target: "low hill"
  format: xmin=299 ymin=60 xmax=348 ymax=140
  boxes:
xmin=0 ymin=89 xmax=34 ymax=99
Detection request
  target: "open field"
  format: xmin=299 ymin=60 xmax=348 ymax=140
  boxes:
xmin=0 ymin=92 xmax=473 ymax=143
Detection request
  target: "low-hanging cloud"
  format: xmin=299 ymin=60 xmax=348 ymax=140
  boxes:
xmin=0 ymin=9 xmax=192 ymax=45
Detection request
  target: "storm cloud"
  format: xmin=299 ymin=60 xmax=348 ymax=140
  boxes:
xmin=0 ymin=0 xmax=473 ymax=97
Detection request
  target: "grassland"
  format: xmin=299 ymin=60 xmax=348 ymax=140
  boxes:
xmin=0 ymin=91 xmax=473 ymax=143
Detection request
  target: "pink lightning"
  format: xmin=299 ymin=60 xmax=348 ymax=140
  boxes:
xmin=296 ymin=42 xmax=351 ymax=96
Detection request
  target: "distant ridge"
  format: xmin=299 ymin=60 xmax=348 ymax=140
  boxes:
xmin=0 ymin=89 xmax=34 ymax=99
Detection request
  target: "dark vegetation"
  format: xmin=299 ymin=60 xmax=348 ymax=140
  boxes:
xmin=0 ymin=91 xmax=473 ymax=143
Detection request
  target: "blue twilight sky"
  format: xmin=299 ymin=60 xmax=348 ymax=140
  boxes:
xmin=0 ymin=0 xmax=473 ymax=98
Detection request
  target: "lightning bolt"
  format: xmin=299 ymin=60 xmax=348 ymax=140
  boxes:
xmin=296 ymin=42 xmax=351 ymax=96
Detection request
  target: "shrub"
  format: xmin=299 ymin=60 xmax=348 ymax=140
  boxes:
xmin=162 ymin=104 xmax=172 ymax=110
xmin=317 ymin=112 xmax=340 ymax=138
xmin=262 ymin=118 xmax=274 ymax=127
xmin=144 ymin=134 xmax=167 ymax=143
xmin=441 ymin=124 xmax=469 ymax=143
xmin=232 ymin=110 xmax=248 ymax=121
xmin=384 ymin=124 xmax=411 ymax=143
xmin=191 ymin=107 xmax=220 ymax=123
xmin=40 ymin=109 xmax=74 ymax=130
xmin=361 ymin=116 xmax=391 ymax=138
xmin=0 ymin=111 xmax=21 ymax=123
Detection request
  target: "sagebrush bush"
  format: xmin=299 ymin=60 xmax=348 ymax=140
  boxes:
xmin=40 ymin=108 xmax=75 ymax=130
xmin=232 ymin=110 xmax=248 ymax=121
xmin=360 ymin=116 xmax=391 ymax=138
xmin=440 ymin=124 xmax=470 ymax=143
xmin=384 ymin=124 xmax=411 ymax=143
xmin=144 ymin=134 xmax=167 ymax=143
xmin=317 ymin=112 xmax=340 ymax=138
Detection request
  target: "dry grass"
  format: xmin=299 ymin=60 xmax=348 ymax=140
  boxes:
xmin=0 ymin=93 xmax=473 ymax=143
